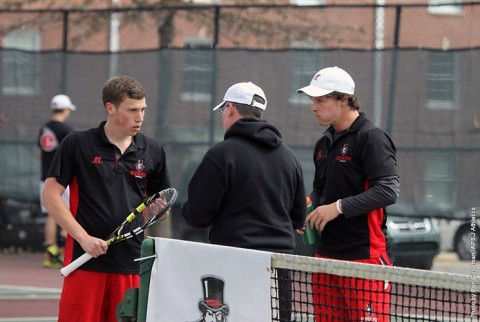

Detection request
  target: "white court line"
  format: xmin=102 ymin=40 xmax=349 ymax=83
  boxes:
xmin=0 ymin=318 xmax=56 ymax=322
xmin=0 ymin=284 xmax=60 ymax=299
xmin=0 ymin=284 xmax=61 ymax=293
xmin=0 ymin=284 xmax=59 ymax=321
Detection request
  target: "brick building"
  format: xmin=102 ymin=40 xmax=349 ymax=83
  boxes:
xmin=0 ymin=1 xmax=478 ymax=213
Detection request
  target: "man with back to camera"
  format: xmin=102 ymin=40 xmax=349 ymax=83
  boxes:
xmin=297 ymin=66 xmax=400 ymax=321
xmin=181 ymin=81 xmax=307 ymax=322
xmin=38 ymin=94 xmax=76 ymax=268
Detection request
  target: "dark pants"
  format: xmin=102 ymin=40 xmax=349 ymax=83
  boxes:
xmin=277 ymin=268 xmax=292 ymax=322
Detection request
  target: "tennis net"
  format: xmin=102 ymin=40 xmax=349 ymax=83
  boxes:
xmin=270 ymin=253 xmax=479 ymax=321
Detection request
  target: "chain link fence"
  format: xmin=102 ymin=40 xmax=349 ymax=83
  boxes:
xmin=0 ymin=3 xmax=479 ymax=259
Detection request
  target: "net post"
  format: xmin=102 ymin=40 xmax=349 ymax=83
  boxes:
xmin=137 ymin=237 xmax=156 ymax=322
xmin=116 ymin=288 xmax=139 ymax=322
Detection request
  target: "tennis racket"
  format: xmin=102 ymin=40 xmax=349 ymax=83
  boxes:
xmin=60 ymin=187 xmax=178 ymax=277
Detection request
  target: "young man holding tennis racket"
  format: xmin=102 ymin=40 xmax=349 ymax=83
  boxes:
xmin=297 ymin=66 xmax=400 ymax=322
xmin=181 ymin=81 xmax=307 ymax=322
xmin=42 ymin=75 xmax=171 ymax=322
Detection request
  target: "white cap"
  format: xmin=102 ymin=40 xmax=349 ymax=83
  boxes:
xmin=51 ymin=94 xmax=76 ymax=111
xmin=297 ymin=66 xmax=355 ymax=97
xmin=213 ymin=82 xmax=267 ymax=111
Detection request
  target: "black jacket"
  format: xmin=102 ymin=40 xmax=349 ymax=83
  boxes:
xmin=182 ymin=118 xmax=306 ymax=253
xmin=48 ymin=122 xmax=171 ymax=273
xmin=311 ymin=113 xmax=399 ymax=261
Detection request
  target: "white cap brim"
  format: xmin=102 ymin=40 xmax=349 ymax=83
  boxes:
xmin=51 ymin=105 xmax=76 ymax=111
xmin=212 ymin=101 xmax=225 ymax=111
xmin=297 ymin=85 xmax=334 ymax=97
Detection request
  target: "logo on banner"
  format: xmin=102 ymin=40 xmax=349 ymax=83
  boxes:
xmin=148 ymin=238 xmax=271 ymax=321
xmin=189 ymin=275 xmax=230 ymax=322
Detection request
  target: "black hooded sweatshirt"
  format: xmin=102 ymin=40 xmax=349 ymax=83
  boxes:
xmin=182 ymin=118 xmax=306 ymax=253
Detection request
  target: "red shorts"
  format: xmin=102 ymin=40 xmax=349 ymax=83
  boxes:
xmin=312 ymin=255 xmax=392 ymax=322
xmin=58 ymin=269 xmax=139 ymax=322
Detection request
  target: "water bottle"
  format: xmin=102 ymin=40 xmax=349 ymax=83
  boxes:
xmin=303 ymin=197 xmax=318 ymax=245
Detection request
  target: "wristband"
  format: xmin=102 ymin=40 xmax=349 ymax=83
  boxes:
xmin=336 ymin=199 xmax=343 ymax=214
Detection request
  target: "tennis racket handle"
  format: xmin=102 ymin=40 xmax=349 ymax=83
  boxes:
xmin=60 ymin=253 xmax=93 ymax=277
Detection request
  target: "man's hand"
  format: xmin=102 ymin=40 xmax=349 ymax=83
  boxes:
xmin=306 ymin=202 xmax=341 ymax=231
xmin=79 ymin=235 xmax=108 ymax=258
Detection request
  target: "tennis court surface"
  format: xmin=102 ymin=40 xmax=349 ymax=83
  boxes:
xmin=0 ymin=247 xmax=477 ymax=322
xmin=0 ymin=252 xmax=60 ymax=322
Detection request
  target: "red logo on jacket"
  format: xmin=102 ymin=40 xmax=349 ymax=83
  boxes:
xmin=130 ymin=160 xmax=147 ymax=178
xmin=92 ymin=156 xmax=102 ymax=164
xmin=336 ymin=144 xmax=352 ymax=162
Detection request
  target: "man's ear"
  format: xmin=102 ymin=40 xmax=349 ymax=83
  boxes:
xmin=226 ymin=103 xmax=238 ymax=118
xmin=340 ymin=95 xmax=349 ymax=106
xmin=105 ymin=102 xmax=115 ymax=115
xmin=225 ymin=103 xmax=232 ymax=117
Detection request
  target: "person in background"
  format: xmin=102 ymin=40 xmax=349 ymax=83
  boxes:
xmin=42 ymin=76 xmax=171 ymax=322
xmin=297 ymin=66 xmax=400 ymax=321
xmin=182 ymin=81 xmax=306 ymax=322
xmin=38 ymin=94 xmax=76 ymax=268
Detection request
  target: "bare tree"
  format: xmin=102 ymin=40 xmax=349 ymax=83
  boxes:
xmin=0 ymin=0 xmax=368 ymax=50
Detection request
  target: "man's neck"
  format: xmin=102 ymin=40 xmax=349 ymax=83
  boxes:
xmin=51 ymin=111 xmax=68 ymax=122
xmin=104 ymin=121 xmax=132 ymax=154
xmin=333 ymin=110 xmax=359 ymax=132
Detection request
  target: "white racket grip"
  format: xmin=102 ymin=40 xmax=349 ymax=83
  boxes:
xmin=60 ymin=252 xmax=93 ymax=277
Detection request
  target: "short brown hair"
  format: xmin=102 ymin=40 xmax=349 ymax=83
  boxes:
xmin=326 ymin=91 xmax=360 ymax=111
xmin=102 ymin=75 xmax=145 ymax=107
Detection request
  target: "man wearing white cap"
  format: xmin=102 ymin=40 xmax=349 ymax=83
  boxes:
xmin=38 ymin=94 xmax=76 ymax=268
xmin=182 ymin=81 xmax=306 ymax=322
xmin=297 ymin=66 xmax=400 ymax=322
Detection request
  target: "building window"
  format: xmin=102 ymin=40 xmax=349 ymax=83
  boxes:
xmin=426 ymin=51 xmax=459 ymax=110
xmin=424 ymin=152 xmax=456 ymax=208
xmin=181 ymin=38 xmax=214 ymax=102
xmin=291 ymin=0 xmax=325 ymax=5
xmin=290 ymin=42 xmax=323 ymax=105
xmin=428 ymin=0 xmax=462 ymax=15
xmin=2 ymin=30 xmax=41 ymax=96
